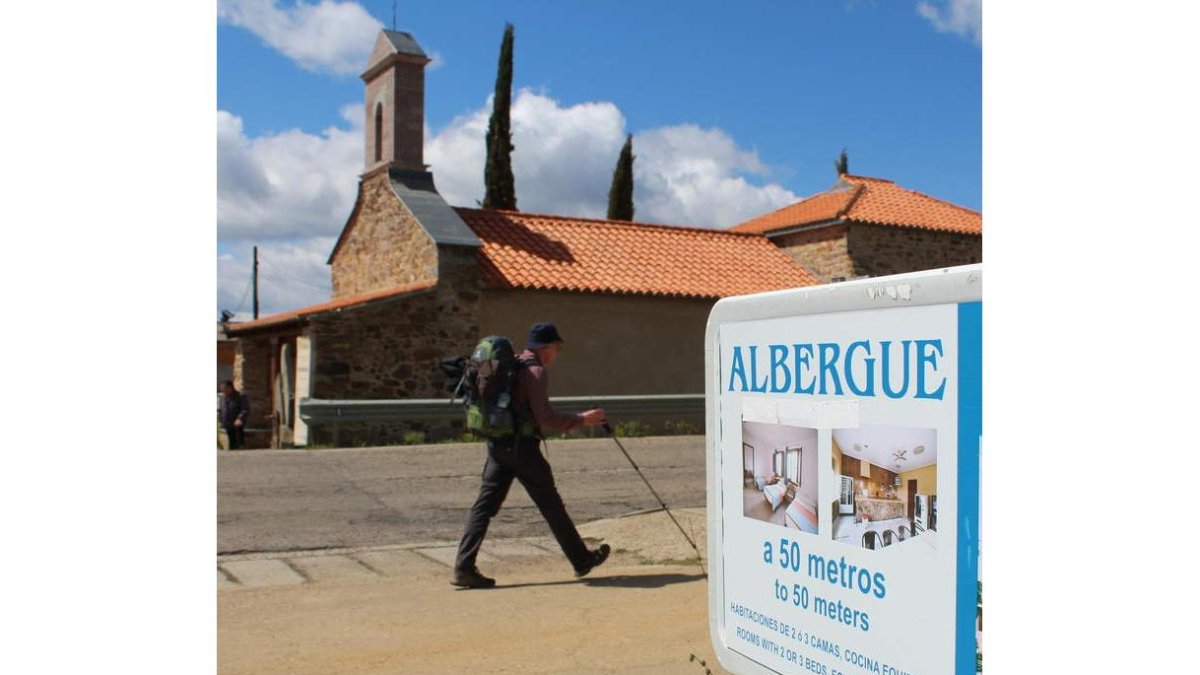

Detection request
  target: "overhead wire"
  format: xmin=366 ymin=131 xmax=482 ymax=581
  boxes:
xmin=257 ymin=255 xmax=331 ymax=293
xmin=228 ymin=263 xmax=254 ymax=317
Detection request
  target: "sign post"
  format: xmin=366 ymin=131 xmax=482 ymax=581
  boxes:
xmin=705 ymin=265 xmax=982 ymax=675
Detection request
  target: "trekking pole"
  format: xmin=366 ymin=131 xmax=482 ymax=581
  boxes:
xmin=603 ymin=423 xmax=706 ymax=577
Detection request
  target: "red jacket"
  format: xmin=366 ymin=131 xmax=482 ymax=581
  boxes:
xmin=513 ymin=349 xmax=581 ymax=436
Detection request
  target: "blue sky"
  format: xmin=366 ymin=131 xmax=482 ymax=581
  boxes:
xmin=217 ymin=0 xmax=981 ymax=318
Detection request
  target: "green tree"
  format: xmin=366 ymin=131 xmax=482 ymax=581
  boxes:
xmin=835 ymin=148 xmax=849 ymax=176
xmin=483 ymin=23 xmax=517 ymax=210
xmin=606 ymin=134 xmax=635 ymax=221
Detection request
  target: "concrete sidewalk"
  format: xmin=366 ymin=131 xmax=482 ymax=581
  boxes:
xmin=219 ymin=508 xmax=730 ymax=674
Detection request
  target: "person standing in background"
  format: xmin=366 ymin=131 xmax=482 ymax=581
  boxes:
xmin=219 ymin=380 xmax=250 ymax=449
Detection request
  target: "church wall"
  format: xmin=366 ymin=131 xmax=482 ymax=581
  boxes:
xmin=480 ymin=288 xmax=714 ymax=397
xmin=772 ymin=224 xmax=853 ymax=283
xmin=364 ymin=74 xmax=393 ymax=170
xmin=303 ymin=245 xmax=482 ymax=445
xmin=230 ymin=329 xmax=294 ymax=449
xmin=330 ymin=172 xmax=439 ymax=299
xmin=847 ymin=223 xmax=982 ymax=278
xmin=771 ymin=222 xmax=981 ymax=282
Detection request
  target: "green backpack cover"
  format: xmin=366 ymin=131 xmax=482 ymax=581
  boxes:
xmin=461 ymin=336 xmax=533 ymax=438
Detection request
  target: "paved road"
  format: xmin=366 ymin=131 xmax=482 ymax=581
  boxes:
xmin=218 ymin=435 xmax=706 ymax=554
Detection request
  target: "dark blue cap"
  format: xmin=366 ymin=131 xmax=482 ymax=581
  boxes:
xmin=527 ymin=322 xmax=564 ymax=349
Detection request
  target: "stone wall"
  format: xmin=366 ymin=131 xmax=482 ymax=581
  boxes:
xmin=330 ymin=172 xmax=439 ymax=299
xmin=233 ymin=335 xmax=274 ymax=448
xmin=303 ymin=278 xmax=714 ymax=445
xmin=771 ymin=222 xmax=981 ymax=282
xmin=847 ymin=223 xmax=982 ymax=278
xmin=772 ymin=224 xmax=852 ymax=283
xmin=306 ymin=244 xmax=482 ymax=445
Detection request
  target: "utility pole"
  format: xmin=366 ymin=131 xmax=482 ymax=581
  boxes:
xmin=252 ymin=245 xmax=260 ymax=319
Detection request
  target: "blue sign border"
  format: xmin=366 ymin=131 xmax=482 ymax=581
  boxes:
xmin=956 ymin=301 xmax=982 ymax=674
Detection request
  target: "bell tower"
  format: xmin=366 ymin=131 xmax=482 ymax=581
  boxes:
xmin=361 ymin=30 xmax=431 ymax=175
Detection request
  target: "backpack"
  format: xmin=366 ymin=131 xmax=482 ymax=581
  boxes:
xmin=458 ymin=336 xmax=533 ymax=438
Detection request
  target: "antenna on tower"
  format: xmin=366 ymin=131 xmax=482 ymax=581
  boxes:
xmin=392 ymin=1 xmax=397 ymax=30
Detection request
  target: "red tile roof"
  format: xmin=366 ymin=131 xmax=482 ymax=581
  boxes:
xmin=224 ymin=280 xmax=437 ymax=335
xmin=456 ymin=208 xmax=819 ymax=299
xmin=731 ymin=174 xmax=981 ymax=235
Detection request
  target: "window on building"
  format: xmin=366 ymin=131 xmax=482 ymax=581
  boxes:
xmin=374 ymin=103 xmax=383 ymax=162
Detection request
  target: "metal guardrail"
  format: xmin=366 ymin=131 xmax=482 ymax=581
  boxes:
xmin=298 ymin=394 xmax=704 ymax=444
xmin=299 ymin=394 xmax=704 ymax=422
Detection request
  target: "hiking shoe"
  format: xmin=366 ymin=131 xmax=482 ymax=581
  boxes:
xmin=451 ymin=567 xmax=496 ymax=589
xmin=575 ymin=544 xmax=611 ymax=578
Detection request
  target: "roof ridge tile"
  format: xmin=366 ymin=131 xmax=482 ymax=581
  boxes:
xmin=453 ymin=207 xmax=765 ymax=238
xmin=842 ymin=174 xmax=895 ymax=184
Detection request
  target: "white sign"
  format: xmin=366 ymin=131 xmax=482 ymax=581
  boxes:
xmin=705 ymin=265 xmax=982 ymax=675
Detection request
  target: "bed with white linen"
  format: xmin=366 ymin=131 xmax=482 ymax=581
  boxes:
xmin=762 ymin=481 xmax=787 ymax=510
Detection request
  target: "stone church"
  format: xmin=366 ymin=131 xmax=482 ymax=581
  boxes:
xmin=225 ymin=30 xmax=981 ymax=448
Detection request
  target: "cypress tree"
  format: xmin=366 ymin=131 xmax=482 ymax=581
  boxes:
xmin=606 ymin=134 xmax=635 ymax=221
xmin=834 ymin=148 xmax=849 ymax=176
xmin=483 ymin=23 xmax=517 ymax=210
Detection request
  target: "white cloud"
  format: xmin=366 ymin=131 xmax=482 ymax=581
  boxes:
xmin=917 ymin=0 xmax=982 ymax=46
xmin=217 ymin=107 xmax=359 ymax=315
xmin=426 ymin=89 xmax=797 ymax=227
xmin=217 ymin=0 xmax=382 ymax=74
xmin=218 ymin=89 xmax=800 ymax=316
xmin=217 ymin=109 xmax=361 ymax=240
xmin=634 ymin=125 xmax=797 ymax=228
xmin=426 ymin=90 xmax=624 ymax=217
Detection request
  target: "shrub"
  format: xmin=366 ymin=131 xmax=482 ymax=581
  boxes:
xmin=401 ymin=430 xmax=427 ymax=445
xmin=613 ymin=421 xmax=650 ymax=437
xmin=663 ymin=419 xmax=699 ymax=435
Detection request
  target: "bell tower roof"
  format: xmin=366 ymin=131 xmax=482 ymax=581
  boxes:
xmin=362 ymin=30 xmax=429 ymax=81
xmin=381 ymin=30 xmax=426 ymax=58
xmin=361 ymin=29 xmax=430 ymax=175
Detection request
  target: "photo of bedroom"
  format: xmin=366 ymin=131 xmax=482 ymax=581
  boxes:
xmin=741 ymin=421 xmax=819 ymax=534
xmin=831 ymin=426 xmax=937 ymax=551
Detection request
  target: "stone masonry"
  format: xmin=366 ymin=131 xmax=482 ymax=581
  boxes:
xmin=307 ymin=244 xmax=482 ymax=445
xmin=232 ymin=335 xmax=274 ymax=445
xmin=362 ymin=34 xmax=427 ymax=174
xmin=773 ymin=224 xmax=853 ymax=282
xmin=331 ymin=172 xmax=439 ymax=299
xmin=847 ymin=223 xmax=982 ymax=278
xmin=772 ymin=222 xmax=980 ymax=283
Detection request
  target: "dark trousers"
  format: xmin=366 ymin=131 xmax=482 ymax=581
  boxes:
xmin=455 ymin=435 xmax=590 ymax=572
xmin=224 ymin=424 xmax=244 ymax=449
